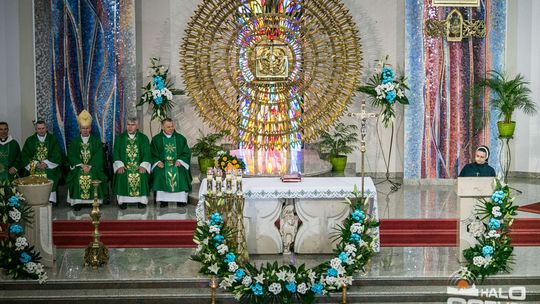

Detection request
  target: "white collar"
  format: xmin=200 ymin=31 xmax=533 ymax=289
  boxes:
xmin=164 ymin=133 xmax=173 ymax=138
xmin=128 ymin=132 xmax=137 ymax=139
xmin=0 ymin=135 xmax=13 ymax=145
xmin=81 ymin=135 xmax=90 ymax=144
xmin=37 ymin=134 xmax=47 ymax=142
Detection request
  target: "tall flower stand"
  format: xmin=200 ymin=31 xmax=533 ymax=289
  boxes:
xmin=15 ymin=180 xmax=54 ymax=267
xmin=498 ymin=137 xmax=512 ymax=184
xmin=375 ymin=120 xmax=401 ymax=193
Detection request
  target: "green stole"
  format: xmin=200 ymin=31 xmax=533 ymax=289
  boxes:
xmin=78 ymin=141 xmax=93 ymax=199
xmin=163 ymin=135 xmax=179 ymax=192
xmin=33 ymin=141 xmax=49 ymax=178
xmin=126 ymin=137 xmax=141 ymax=196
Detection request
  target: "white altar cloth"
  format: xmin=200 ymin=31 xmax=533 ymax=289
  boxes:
xmin=197 ymin=177 xmax=379 ymax=254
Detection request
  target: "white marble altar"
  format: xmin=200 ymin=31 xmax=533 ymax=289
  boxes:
xmin=456 ymin=177 xmax=495 ymax=261
xmin=197 ymin=177 xmax=379 ymax=254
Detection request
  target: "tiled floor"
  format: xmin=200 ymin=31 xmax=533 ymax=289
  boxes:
xmin=3 ymin=175 xmax=540 ymax=284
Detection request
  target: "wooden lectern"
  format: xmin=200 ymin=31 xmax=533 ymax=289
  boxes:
xmin=457 ymin=177 xmax=495 ymax=261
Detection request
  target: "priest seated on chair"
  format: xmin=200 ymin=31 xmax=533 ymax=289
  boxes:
xmin=112 ymin=117 xmax=151 ymax=210
xmin=458 ymin=145 xmax=496 ymax=177
xmin=21 ymin=120 xmax=63 ymax=206
xmin=66 ymin=110 xmax=108 ymax=211
xmin=151 ymin=118 xmax=192 ymax=208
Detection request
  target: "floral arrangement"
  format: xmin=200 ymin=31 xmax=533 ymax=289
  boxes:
xmin=138 ymin=57 xmax=184 ymax=121
xmin=460 ymin=179 xmax=517 ymax=281
xmin=192 ymin=186 xmax=378 ymax=303
xmin=0 ymin=181 xmax=47 ymax=283
xmin=216 ymin=150 xmax=246 ymax=172
xmin=358 ymin=56 xmax=409 ymax=127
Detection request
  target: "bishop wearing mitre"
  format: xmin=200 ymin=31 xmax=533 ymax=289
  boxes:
xmin=66 ymin=110 xmax=108 ymax=210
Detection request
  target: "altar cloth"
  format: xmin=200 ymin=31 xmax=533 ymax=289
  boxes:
xmin=197 ymin=177 xmax=379 ymax=253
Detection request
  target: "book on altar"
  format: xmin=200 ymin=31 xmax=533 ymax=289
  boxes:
xmin=281 ymin=172 xmax=301 ymax=182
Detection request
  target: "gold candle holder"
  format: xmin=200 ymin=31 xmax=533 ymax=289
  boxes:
xmin=215 ymin=170 xmax=223 ymax=196
xmin=233 ymin=193 xmax=249 ymax=263
xmin=84 ymin=180 xmax=109 ymax=268
xmin=342 ymin=283 xmax=348 ymax=303
xmin=209 ymin=275 xmax=218 ymax=304
xmin=206 ymin=168 xmax=214 ymax=193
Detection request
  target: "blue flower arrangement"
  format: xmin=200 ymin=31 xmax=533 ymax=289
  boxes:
xmin=192 ymin=186 xmax=378 ymax=303
xmin=460 ymin=178 xmax=518 ymax=281
xmin=358 ymin=56 xmax=409 ymax=127
xmin=138 ymin=57 xmax=184 ymax=121
xmin=0 ymin=181 xmax=47 ymax=283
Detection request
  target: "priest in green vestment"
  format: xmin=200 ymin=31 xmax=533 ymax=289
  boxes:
xmin=0 ymin=122 xmax=22 ymax=182
xmin=112 ymin=117 xmax=151 ymax=209
xmin=151 ymin=118 xmax=192 ymax=208
xmin=21 ymin=120 xmax=63 ymax=205
xmin=66 ymin=110 xmax=108 ymax=210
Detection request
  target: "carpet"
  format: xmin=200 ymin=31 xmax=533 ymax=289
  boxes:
xmin=518 ymin=202 xmax=540 ymax=215
xmin=52 ymin=218 xmax=540 ymax=248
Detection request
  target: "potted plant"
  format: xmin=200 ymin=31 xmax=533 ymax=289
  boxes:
xmin=477 ymin=71 xmax=537 ymax=138
xmin=192 ymin=130 xmax=226 ymax=174
xmin=318 ymin=122 xmax=359 ymax=172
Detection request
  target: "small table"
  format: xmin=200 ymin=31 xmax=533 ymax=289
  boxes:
xmin=197 ymin=177 xmax=379 ymax=254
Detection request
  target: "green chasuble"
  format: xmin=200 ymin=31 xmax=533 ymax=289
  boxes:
xmin=0 ymin=137 xmax=22 ymax=182
xmin=151 ymin=131 xmax=192 ymax=193
xmin=112 ymin=131 xmax=151 ymax=197
xmin=21 ymin=132 xmax=63 ymax=191
xmin=66 ymin=135 xmax=108 ymax=200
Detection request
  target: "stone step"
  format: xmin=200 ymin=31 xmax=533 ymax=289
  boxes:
xmin=1 ymin=276 xmax=539 ymax=303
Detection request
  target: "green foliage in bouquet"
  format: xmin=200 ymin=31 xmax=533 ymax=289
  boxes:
xmin=0 ymin=181 xmax=47 ymax=283
xmin=358 ymin=56 xmax=409 ymax=127
xmin=192 ymin=186 xmax=378 ymax=303
xmin=138 ymin=57 xmax=184 ymax=121
xmin=216 ymin=150 xmax=246 ymax=172
xmin=460 ymin=179 xmax=518 ymax=281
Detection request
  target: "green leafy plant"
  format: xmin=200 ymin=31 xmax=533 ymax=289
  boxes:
xmin=476 ymin=71 xmax=536 ymax=123
xmin=318 ymin=122 xmax=358 ymax=157
xmin=192 ymin=130 xmax=228 ymax=159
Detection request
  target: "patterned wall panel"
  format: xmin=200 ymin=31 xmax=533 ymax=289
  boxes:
xmin=49 ymin=0 xmax=136 ymax=154
xmin=404 ymin=0 xmax=506 ymax=179
xmin=34 ymin=0 xmax=53 ymax=126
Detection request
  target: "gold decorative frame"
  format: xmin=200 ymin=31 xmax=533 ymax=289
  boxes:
xmin=180 ymin=0 xmax=362 ymax=149
xmin=425 ymin=8 xmax=485 ymax=42
xmin=432 ymin=0 xmax=480 ymax=7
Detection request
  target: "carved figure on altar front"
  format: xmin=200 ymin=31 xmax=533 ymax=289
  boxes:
xmin=280 ymin=202 xmax=298 ymax=254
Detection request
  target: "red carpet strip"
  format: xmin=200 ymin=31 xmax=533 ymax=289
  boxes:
xmin=52 ymin=218 xmax=540 ymax=248
xmin=518 ymin=202 xmax=540 ymax=215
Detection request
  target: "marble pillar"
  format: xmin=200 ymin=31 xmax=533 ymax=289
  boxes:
xmin=16 ymin=181 xmax=55 ymax=267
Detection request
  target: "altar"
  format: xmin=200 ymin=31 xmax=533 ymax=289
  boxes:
xmin=197 ymin=177 xmax=379 ymax=254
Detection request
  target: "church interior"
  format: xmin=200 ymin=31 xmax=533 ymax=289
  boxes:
xmin=1 ymin=0 xmax=539 ymax=303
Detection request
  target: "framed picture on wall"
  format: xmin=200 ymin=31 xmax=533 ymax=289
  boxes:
xmin=432 ymin=0 xmax=480 ymax=7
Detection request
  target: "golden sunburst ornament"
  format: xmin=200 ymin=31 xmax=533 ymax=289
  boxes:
xmin=181 ymin=0 xmax=361 ymax=149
